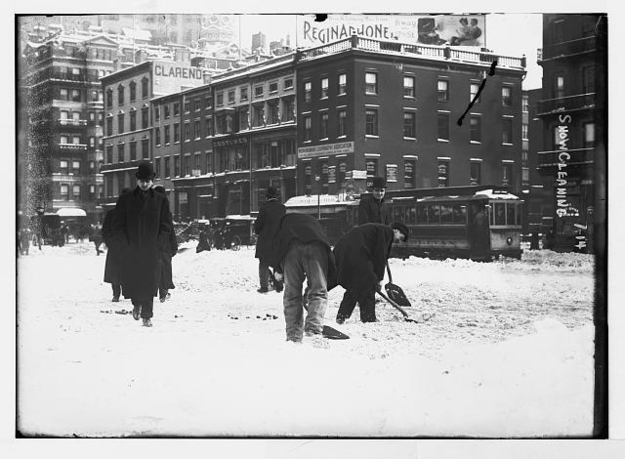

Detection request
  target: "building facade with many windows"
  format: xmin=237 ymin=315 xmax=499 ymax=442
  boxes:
xmin=536 ymin=14 xmax=607 ymax=252
xmin=294 ymin=36 xmax=526 ymax=199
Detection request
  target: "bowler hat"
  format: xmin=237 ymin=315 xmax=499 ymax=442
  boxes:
xmin=266 ymin=186 xmax=279 ymax=199
xmin=135 ymin=162 xmax=155 ymax=180
xmin=372 ymin=176 xmax=387 ymax=189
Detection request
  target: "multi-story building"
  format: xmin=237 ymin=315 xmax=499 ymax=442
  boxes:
xmin=294 ymin=36 xmax=527 ymax=198
xmin=100 ymin=59 xmax=209 ymax=213
xmin=19 ymin=33 xmax=117 ymax=220
xmin=536 ymin=14 xmax=607 ymax=252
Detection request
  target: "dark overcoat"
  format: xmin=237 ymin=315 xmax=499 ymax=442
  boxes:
xmin=158 ymin=221 xmax=178 ymax=290
xmin=111 ymin=187 xmax=174 ymax=299
xmin=269 ymin=213 xmax=337 ymax=290
xmin=333 ymin=223 xmax=394 ymax=292
xmin=358 ymin=193 xmax=390 ymax=225
xmin=102 ymin=208 xmax=123 ymax=285
xmin=254 ymin=199 xmax=286 ymax=260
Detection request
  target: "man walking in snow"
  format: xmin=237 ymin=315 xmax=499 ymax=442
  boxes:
xmin=153 ymin=185 xmax=178 ymax=302
xmin=111 ymin=162 xmax=174 ymax=327
xmin=334 ymin=222 xmax=408 ymax=324
xmin=270 ymin=213 xmax=337 ymax=343
xmin=253 ymin=186 xmax=286 ymax=293
xmin=102 ymin=187 xmax=131 ymax=302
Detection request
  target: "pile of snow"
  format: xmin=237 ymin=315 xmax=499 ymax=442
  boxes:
xmin=15 ymin=243 xmax=597 ymax=438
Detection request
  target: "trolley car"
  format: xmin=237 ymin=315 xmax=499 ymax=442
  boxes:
xmin=284 ymin=185 xmax=524 ymax=261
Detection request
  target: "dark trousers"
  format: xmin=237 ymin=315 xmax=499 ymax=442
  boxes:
xmin=132 ymin=297 xmax=154 ymax=319
xmin=112 ymin=284 xmax=121 ymax=298
xmin=258 ymin=259 xmax=270 ymax=290
xmin=337 ymin=288 xmax=377 ymax=322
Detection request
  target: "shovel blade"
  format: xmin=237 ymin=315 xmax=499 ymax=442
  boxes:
xmin=385 ymin=282 xmax=411 ymax=307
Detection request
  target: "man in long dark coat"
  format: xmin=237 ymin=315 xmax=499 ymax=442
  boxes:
xmin=253 ymin=186 xmax=286 ymax=293
xmin=153 ymin=185 xmax=178 ymax=302
xmin=270 ymin=213 xmax=337 ymax=343
xmin=112 ymin=162 xmax=174 ymax=327
xmin=334 ymin=222 xmax=408 ymax=324
xmin=358 ymin=176 xmax=391 ymax=225
xmin=102 ymin=187 xmax=131 ymax=302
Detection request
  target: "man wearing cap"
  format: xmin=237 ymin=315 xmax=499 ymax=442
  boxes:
xmin=111 ymin=162 xmax=174 ymax=327
xmin=253 ymin=186 xmax=286 ymax=293
xmin=358 ymin=176 xmax=390 ymax=225
xmin=333 ymin=222 xmax=409 ymax=324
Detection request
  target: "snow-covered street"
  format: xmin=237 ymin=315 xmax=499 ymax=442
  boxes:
xmin=16 ymin=241 xmax=596 ymax=438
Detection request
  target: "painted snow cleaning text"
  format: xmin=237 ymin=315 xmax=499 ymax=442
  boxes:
xmin=555 ymin=114 xmax=572 ymax=218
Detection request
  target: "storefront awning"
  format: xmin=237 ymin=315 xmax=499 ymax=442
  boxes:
xmin=56 ymin=208 xmax=87 ymax=217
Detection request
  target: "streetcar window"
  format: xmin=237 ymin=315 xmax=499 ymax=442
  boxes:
xmin=416 ymin=204 xmax=428 ymax=224
xmin=507 ymin=203 xmax=515 ymax=227
xmin=405 ymin=206 xmax=416 ymax=225
xmin=427 ymin=205 xmax=440 ymax=225
xmin=494 ymin=202 xmax=506 ymax=225
xmin=452 ymin=204 xmax=467 ymax=224
xmin=440 ymin=204 xmax=453 ymax=224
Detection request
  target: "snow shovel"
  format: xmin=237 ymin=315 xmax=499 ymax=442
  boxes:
xmin=377 ymin=290 xmax=431 ymax=324
xmin=385 ymin=262 xmax=411 ymax=307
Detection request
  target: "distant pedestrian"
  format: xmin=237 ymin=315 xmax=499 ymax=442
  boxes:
xmin=103 ymin=188 xmax=131 ymax=302
xmin=358 ymin=176 xmax=390 ymax=225
xmin=334 ymin=222 xmax=409 ymax=324
xmin=196 ymin=224 xmax=211 ymax=253
xmin=111 ymin=162 xmax=174 ymax=327
xmin=270 ymin=213 xmax=337 ymax=343
xmin=153 ymin=185 xmax=178 ymax=302
xmin=18 ymin=228 xmax=31 ymax=255
xmin=254 ymin=186 xmax=286 ymax=293
xmin=91 ymin=222 xmax=104 ymax=255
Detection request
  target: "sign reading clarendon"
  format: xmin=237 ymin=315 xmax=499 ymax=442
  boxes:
xmin=153 ymin=60 xmax=205 ymax=96
xmin=298 ymin=141 xmax=355 ymax=159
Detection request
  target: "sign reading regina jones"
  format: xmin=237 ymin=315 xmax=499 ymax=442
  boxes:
xmin=297 ymin=14 xmax=486 ymax=48
xmin=298 ymin=141 xmax=355 ymax=159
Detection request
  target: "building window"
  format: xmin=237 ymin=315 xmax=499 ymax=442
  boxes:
xmin=174 ymin=123 xmax=181 ymax=143
xmin=216 ymin=92 xmax=224 ymax=107
xmin=470 ymin=161 xmax=481 ymax=185
xmin=60 ymin=184 xmax=69 ymax=200
xmin=253 ymin=105 xmax=265 ymax=127
xmin=206 ymin=151 xmax=213 ymax=174
xmin=106 ymin=145 xmax=113 ymax=163
xmin=240 ymin=87 xmax=248 ymax=101
xmin=59 ymin=160 xmax=69 ymax=174
xmin=437 ymin=160 xmax=450 ymax=187
xmin=269 ymin=82 xmax=278 ymax=94
xmin=106 ymin=89 xmax=113 ymax=107
xmin=117 ymin=144 xmax=125 ymax=163
xmin=174 ymin=156 xmax=180 ymax=177
xmin=502 ymin=86 xmax=512 ymax=107
xmin=173 ymin=103 xmax=180 ymax=117
xmin=130 ymin=110 xmax=136 ymax=131
xmin=130 ymin=141 xmax=137 ymax=161
xmin=365 ymin=108 xmax=379 ymax=136
xmin=283 ymin=98 xmax=295 ymax=122
xmin=366 ymin=158 xmax=378 ymax=183
xmin=184 ymin=123 xmax=191 ymax=141
xmin=522 ymin=94 xmax=529 ymax=112
xmin=205 ymin=117 xmax=213 ymax=137
xmin=117 ymin=85 xmax=124 ymax=104
xmin=470 ymin=82 xmax=480 ymax=104
xmin=502 ymin=117 xmax=513 ymax=144
xmin=164 ymin=157 xmax=171 ymax=178
xmin=404 ymin=159 xmax=417 ymax=188
xmin=303 ymin=115 xmax=312 ymax=141
xmin=155 ymin=157 xmax=161 ymax=178
xmin=437 ymin=80 xmax=449 ymax=101
xmin=304 ymin=81 xmax=312 ymax=102
xmin=437 ymin=113 xmax=449 ymax=140
xmin=164 ymin=105 xmax=171 ymax=119
xmin=338 ymin=73 xmax=347 ymax=96
xmin=117 ymin=113 xmax=124 ymax=133
xmin=403 ymin=111 xmax=416 ymax=138
xmin=71 ymin=90 xmax=81 ymax=102
xmin=194 ymin=99 xmax=201 ymax=112
xmin=583 ymin=122 xmax=595 ymax=148
xmin=554 ymin=74 xmax=565 ymax=99
xmin=320 ymin=112 xmax=329 ymax=139
xmin=583 ymin=66 xmax=595 ymax=94
xmin=470 ymin=115 xmax=481 ymax=142
xmin=502 ymin=162 xmax=513 ymax=185
xmin=338 ymin=109 xmax=347 ymax=137
xmin=522 ymin=124 xmax=529 ymax=141
xmin=129 ymin=81 xmax=136 ymax=101
xmin=164 ymin=125 xmax=170 ymax=144
xmin=155 ymin=127 xmax=161 ymax=146
xmin=365 ymin=72 xmax=378 ymax=94
xmin=141 ymin=139 xmax=149 ymax=159
xmin=194 ymin=120 xmax=201 ymax=139
xmin=320 ymin=78 xmax=329 ymax=98
xmin=284 ymin=78 xmax=293 ymax=90
xmin=154 ymin=106 xmax=160 ymax=122
xmin=141 ymin=107 xmax=148 ymax=129
xmin=403 ymin=76 xmax=415 ymax=98
xmin=228 ymin=90 xmax=235 ymax=104
xmin=142 ymin=78 xmax=149 ymax=98
xmin=254 ymin=86 xmax=264 ymax=98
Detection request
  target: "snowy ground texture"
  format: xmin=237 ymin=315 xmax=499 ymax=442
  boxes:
xmin=16 ymin=241 xmax=596 ymax=438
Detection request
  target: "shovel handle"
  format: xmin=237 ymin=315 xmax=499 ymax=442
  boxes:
xmin=376 ymin=290 xmax=409 ymax=319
